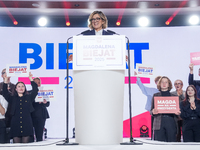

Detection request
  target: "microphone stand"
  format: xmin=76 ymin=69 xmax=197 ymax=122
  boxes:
xmin=57 ymin=36 xmax=79 ymax=146
xmin=120 ymin=36 xmax=142 ymax=145
xmin=107 ymin=30 xmax=142 ymax=145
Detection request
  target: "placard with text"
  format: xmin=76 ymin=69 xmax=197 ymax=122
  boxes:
xmin=73 ymin=35 xmax=126 ymax=70
xmin=6 ymin=64 xmax=30 ymax=77
xmin=135 ymin=64 xmax=154 ymax=77
xmin=35 ymin=86 xmax=56 ymax=102
xmin=154 ymin=96 xmax=179 ymax=113
xmin=190 ymin=52 xmax=200 ymax=65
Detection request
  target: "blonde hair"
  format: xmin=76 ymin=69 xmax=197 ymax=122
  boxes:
xmin=88 ymin=11 xmax=108 ymax=30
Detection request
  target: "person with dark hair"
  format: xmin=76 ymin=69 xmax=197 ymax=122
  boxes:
xmin=150 ymin=76 xmax=180 ymax=142
xmin=68 ymin=10 xmax=113 ymax=62
xmin=0 ymin=68 xmax=15 ymax=143
xmin=2 ymin=72 xmax=38 ymax=143
xmin=180 ymin=85 xmax=200 ymax=142
xmin=188 ymin=63 xmax=200 ymax=98
xmin=31 ymin=77 xmax=50 ymax=142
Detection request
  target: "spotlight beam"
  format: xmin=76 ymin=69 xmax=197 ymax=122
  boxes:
xmin=0 ymin=0 xmax=18 ymax=25
xmin=165 ymin=0 xmax=187 ymax=25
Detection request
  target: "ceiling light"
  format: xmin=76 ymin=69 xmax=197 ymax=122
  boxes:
xmin=189 ymin=15 xmax=199 ymax=25
xmin=138 ymin=17 xmax=149 ymax=27
xmin=38 ymin=17 xmax=47 ymax=26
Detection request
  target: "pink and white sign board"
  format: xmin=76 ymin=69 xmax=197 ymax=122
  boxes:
xmin=154 ymin=96 xmax=179 ymax=114
xmin=190 ymin=52 xmax=200 ymax=65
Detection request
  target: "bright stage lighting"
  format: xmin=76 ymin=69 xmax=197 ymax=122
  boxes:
xmin=38 ymin=17 xmax=47 ymax=26
xmin=138 ymin=17 xmax=149 ymax=27
xmin=66 ymin=21 xmax=70 ymax=26
xmin=116 ymin=21 xmax=121 ymax=26
xmin=13 ymin=20 xmax=18 ymax=25
xmin=189 ymin=15 xmax=199 ymax=25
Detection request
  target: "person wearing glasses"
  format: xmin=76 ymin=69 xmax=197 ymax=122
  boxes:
xmin=0 ymin=69 xmax=15 ymax=143
xmin=171 ymin=80 xmax=185 ymax=142
xmin=68 ymin=11 xmax=113 ymax=62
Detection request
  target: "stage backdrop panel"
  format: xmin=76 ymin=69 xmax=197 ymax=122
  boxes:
xmin=0 ymin=26 xmax=199 ymax=138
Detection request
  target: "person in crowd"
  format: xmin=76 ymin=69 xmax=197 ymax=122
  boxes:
xmin=135 ymin=72 xmax=161 ymax=112
xmin=68 ymin=10 xmax=113 ymax=62
xmin=188 ymin=63 xmax=200 ymax=98
xmin=31 ymin=77 xmax=50 ymax=142
xmin=0 ymin=68 xmax=15 ymax=143
xmin=171 ymin=79 xmax=185 ymax=142
xmin=180 ymin=85 xmax=200 ymax=142
xmin=0 ymin=94 xmax=8 ymax=143
xmin=2 ymin=72 xmax=38 ymax=143
xmin=150 ymin=76 xmax=180 ymax=142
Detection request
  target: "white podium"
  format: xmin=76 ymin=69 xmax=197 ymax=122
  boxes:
xmin=73 ymin=35 xmax=126 ymax=145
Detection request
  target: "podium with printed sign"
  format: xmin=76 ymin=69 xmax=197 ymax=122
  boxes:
xmin=73 ymin=35 xmax=126 ymax=145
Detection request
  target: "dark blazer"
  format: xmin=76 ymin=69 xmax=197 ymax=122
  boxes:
xmin=2 ymin=81 xmax=38 ymax=115
xmin=82 ymin=29 xmax=113 ymax=35
xmin=188 ymin=73 xmax=200 ymax=99
xmin=150 ymin=92 xmax=178 ymax=130
xmin=180 ymin=99 xmax=200 ymax=120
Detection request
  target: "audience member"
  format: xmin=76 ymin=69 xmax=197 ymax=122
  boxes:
xmin=180 ymin=85 xmax=200 ymax=142
xmin=171 ymin=79 xmax=185 ymax=142
xmin=2 ymin=72 xmax=38 ymax=143
xmin=150 ymin=76 xmax=180 ymax=142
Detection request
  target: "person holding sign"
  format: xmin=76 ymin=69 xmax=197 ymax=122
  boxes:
xmin=150 ymin=76 xmax=180 ymax=142
xmin=31 ymin=77 xmax=50 ymax=142
xmin=189 ymin=63 xmax=200 ymax=99
xmin=180 ymin=85 xmax=200 ymax=142
xmin=2 ymin=72 xmax=38 ymax=143
xmin=68 ymin=11 xmax=113 ymax=62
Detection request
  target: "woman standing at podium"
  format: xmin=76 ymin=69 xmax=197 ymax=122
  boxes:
xmin=68 ymin=11 xmax=113 ymax=61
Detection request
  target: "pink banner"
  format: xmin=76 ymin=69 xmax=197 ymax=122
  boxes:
xmin=18 ymin=77 xmax=59 ymax=84
xmin=190 ymin=52 xmax=200 ymax=65
xmin=124 ymin=76 xmax=150 ymax=84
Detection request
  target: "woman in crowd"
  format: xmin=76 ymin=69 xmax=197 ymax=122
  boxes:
xmin=2 ymin=72 xmax=38 ymax=143
xmin=150 ymin=76 xmax=180 ymax=142
xmin=180 ymin=85 xmax=200 ymax=142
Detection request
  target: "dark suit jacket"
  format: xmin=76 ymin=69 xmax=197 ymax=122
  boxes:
xmin=2 ymin=81 xmax=38 ymax=116
xmin=150 ymin=92 xmax=178 ymax=130
xmin=82 ymin=29 xmax=113 ymax=35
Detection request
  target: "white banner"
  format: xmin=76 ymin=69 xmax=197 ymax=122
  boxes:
xmin=0 ymin=26 xmax=199 ymax=138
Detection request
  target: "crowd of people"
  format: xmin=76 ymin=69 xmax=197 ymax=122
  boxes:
xmin=0 ymin=69 xmax=50 ymax=143
xmin=136 ymin=63 xmax=200 ymax=142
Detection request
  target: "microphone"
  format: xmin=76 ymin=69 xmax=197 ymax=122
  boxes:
xmin=80 ymin=30 xmax=90 ymax=35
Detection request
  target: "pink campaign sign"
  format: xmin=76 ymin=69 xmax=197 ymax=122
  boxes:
xmin=154 ymin=96 xmax=179 ymax=114
xmin=190 ymin=52 xmax=200 ymax=65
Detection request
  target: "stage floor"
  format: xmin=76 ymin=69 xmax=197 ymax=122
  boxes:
xmin=0 ymin=138 xmax=200 ymax=150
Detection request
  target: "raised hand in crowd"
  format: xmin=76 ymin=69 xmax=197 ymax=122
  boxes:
xmin=189 ymin=63 xmax=194 ymax=74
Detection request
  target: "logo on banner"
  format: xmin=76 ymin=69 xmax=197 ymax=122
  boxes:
xmin=154 ymin=96 xmax=179 ymax=113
